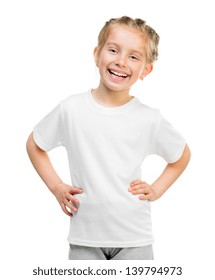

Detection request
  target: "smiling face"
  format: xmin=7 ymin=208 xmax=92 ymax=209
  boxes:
xmin=94 ymin=24 xmax=153 ymax=95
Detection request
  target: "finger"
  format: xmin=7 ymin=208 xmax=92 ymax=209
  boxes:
xmin=70 ymin=187 xmax=83 ymax=195
xmin=128 ymin=184 xmax=142 ymax=192
xmin=130 ymin=180 xmax=144 ymax=186
xmin=66 ymin=193 xmax=80 ymax=205
xmin=64 ymin=198 xmax=79 ymax=213
xmin=129 ymin=184 xmax=149 ymax=193
xmin=61 ymin=203 xmax=73 ymax=217
xmin=139 ymin=194 xmax=152 ymax=201
xmin=139 ymin=193 xmax=156 ymax=201
xmin=130 ymin=188 xmax=149 ymax=195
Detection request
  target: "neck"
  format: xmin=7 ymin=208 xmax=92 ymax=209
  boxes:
xmin=92 ymin=83 xmax=133 ymax=107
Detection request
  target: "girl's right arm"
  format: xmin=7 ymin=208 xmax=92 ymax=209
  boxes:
xmin=26 ymin=132 xmax=82 ymax=216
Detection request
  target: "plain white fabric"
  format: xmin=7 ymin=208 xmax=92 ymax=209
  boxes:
xmin=33 ymin=90 xmax=186 ymax=247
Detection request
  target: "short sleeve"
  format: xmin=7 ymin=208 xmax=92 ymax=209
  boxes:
xmin=151 ymin=112 xmax=186 ymax=163
xmin=33 ymin=103 xmax=64 ymax=152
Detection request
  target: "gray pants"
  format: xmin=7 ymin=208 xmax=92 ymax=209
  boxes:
xmin=69 ymin=244 xmax=154 ymax=260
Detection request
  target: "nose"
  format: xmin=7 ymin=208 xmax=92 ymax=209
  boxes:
xmin=115 ymin=53 xmax=127 ymax=67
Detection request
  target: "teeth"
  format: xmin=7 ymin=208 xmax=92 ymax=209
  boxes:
xmin=109 ymin=70 xmax=128 ymax=77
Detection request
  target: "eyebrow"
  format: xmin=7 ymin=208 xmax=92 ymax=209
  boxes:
xmin=106 ymin=42 xmax=144 ymax=57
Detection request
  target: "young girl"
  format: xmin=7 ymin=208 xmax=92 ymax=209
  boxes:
xmin=26 ymin=16 xmax=191 ymax=260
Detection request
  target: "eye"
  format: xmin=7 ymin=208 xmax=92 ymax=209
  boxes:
xmin=108 ymin=48 xmax=118 ymax=54
xmin=130 ymin=55 xmax=139 ymax=61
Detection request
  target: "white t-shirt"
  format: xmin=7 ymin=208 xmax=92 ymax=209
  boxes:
xmin=33 ymin=90 xmax=186 ymax=247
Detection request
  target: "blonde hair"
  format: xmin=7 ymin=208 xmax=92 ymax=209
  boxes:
xmin=97 ymin=16 xmax=160 ymax=64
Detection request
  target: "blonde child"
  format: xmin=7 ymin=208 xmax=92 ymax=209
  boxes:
xmin=26 ymin=16 xmax=191 ymax=260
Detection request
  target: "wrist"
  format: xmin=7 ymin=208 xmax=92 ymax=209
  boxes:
xmin=49 ymin=181 xmax=64 ymax=195
xmin=151 ymin=183 xmax=165 ymax=199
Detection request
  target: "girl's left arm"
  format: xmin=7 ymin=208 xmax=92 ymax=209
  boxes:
xmin=129 ymin=144 xmax=191 ymax=201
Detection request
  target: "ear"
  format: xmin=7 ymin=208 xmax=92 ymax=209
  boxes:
xmin=140 ymin=64 xmax=153 ymax=80
xmin=93 ymin=47 xmax=99 ymax=67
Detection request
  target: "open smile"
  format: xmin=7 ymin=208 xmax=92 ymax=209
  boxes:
xmin=108 ymin=69 xmax=129 ymax=79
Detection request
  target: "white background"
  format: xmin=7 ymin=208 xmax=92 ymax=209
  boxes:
xmin=1 ymin=0 xmax=215 ymax=279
